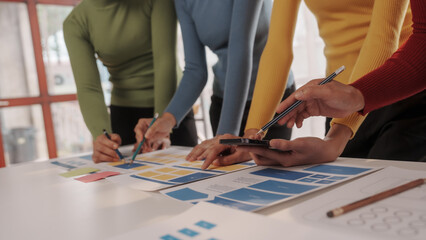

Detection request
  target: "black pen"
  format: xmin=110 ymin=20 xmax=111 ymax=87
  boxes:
xmin=103 ymin=129 xmax=125 ymax=160
xmin=257 ymin=66 xmax=345 ymax=135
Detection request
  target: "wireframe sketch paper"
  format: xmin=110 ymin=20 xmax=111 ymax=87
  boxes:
xmin=52 ymin=146 xmax=255 ymax=188
xmin=161 ymin=163 xmax=377 ymax=211
xmin=108 ymin=202 xmax=373 ymax=240
xmin=272 ymin=166 xmax=426 ymax=240
xmin=105 ymin=146 xmax=256 ymax=191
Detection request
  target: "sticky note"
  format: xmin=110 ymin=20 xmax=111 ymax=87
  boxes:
xmin=59 ymin=167 xmax=100 ymax=178
xmin=75 ymin=171 xmax=120 ymax=183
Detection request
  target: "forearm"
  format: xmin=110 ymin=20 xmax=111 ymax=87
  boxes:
xmin=351 ymin=35 xmax=426 ymax=114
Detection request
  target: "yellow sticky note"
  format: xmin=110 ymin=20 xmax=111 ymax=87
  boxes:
xmin=157 ymin=167 xmax=176 ymax=173
xmin=138 ymin=171 xmax=159 ymax=177
xmin=132 ymin=165 xmax=152 ymax=171
xmin=209 ymin=165 xmax=246 ymax=171
xmin=153 ymin=174 xmax=176 ymax=181
xmin=108 ymin=162 xmax=125 ymax=166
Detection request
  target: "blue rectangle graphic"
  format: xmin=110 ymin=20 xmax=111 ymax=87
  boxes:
xmin=250 ymin=180 xmax=318 ymax=194
xmin=220 ymin=188 xmax=290 ymax=205
xmin=179 ymin=228 xmax=199 ymax=237
xmin=161 ymin=235 xmax=181 ymax=240
xmin=166 ymin=188 xmax=208 ymax=201
xmin=170 ymin=172 xmax=215 ymax=183
xmin=207 ymin=197 xmax=261 ymax=212
xmin=195 ymin=220 xmax=216 ymax=230
xmin=250 ymin=168 xmax=311 ymax=180
xmin=114 ymin=163 xmax=145 ymax=169
xmin=304 ymin=165 xmax=371 ymax=175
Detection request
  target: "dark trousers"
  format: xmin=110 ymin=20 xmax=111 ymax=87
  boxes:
xmin=110 ymin=105 xmax=198 ymax=147
xmin=326 ymin=90 xmax=426 ymax=161
xmin=209 ymin=83 xmax=296 ymax=140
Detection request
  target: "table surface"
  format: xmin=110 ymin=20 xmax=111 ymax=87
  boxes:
xmin=0 ymin=152 xmax=425 ymax=240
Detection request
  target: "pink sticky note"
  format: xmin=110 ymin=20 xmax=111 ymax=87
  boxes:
xmin=75 ymin=171 xmax=120 ymax=183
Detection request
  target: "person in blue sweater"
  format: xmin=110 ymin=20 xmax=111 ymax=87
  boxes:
xmin=134 ymin=0 xmax=295 ymax=152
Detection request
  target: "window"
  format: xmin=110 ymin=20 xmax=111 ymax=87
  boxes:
xmin=0 ymin=0 xmax=87 ymax=167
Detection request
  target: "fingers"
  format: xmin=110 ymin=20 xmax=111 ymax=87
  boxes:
xmin=250 ymin=153 xmax=281 ymax=166
xmin=110 ymin=133 xmax=122 ymax=146
xmin=295 ymin=81 xmax=334 ymax=101
xmin=92 ymin=134 xmax=121 ymax=163
xmin=134 ymin=118 xmax=150 ymax=143
xmin=212 ymin=149 xmax=249 ymax=167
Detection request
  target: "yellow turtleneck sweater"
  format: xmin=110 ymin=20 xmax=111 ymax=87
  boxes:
xmin=245 ymin=0 xmax=412 ymax=136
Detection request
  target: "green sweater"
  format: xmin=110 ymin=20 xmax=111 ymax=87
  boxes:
xmin=63 ymin=0 xmax=179 ymax=138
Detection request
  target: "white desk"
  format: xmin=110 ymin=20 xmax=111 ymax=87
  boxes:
xmin=0 ymin=155 xmax=425 ymax=240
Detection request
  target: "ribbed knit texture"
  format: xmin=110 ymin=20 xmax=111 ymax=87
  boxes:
xmin=164 ymin=0 xmax=283 ymax=135
xmin=63 ymin=0 xmax=179 ymax=138
xmin=351 ymin=0 xmax=426 ymax=114
xmin=245 ymin=0 xmax=412 ymax=136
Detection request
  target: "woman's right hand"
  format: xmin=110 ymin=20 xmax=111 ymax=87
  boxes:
xmin=92 ymin=133 xmax=122 ymax=163
xmin=134 ymin=112 xmax=176 ymax=152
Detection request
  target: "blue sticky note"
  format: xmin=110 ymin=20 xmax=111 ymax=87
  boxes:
xmin=219 ymin=188 xmax=290 ymax=205
xmin=304 ymin=165 xmax=370 ymax=175
xmin=161 ymin=235 xmax=181 ymax=240
xmin=51 ymin=161 xmax=76 ymax=169
xmin=178 ymin=228 xmax=199 ymax=237
xmin=195 ymin=220 xmax=216 ymax=230
xmin=250 ymin=180 xmax=318 ymax=194
xmin=114 ymin=163 xmax=145 ymax=169
xmin=251 ymin=168 xmax=311 ymax=180
xmin=166 ymin=188 xmax=208 ymax=201
xmin=79 ymin=154 xmax=93 ymax=160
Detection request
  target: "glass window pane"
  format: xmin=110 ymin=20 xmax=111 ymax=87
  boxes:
xmin=1 ymin=105 xmax=48 ymax=166
xmin=37 ymin=4 xmax=76 ymax=95
xmin=51 ymin=101 xmax=93 ymax=157
xmin=0 ymin=2 xmax=39 ymax=99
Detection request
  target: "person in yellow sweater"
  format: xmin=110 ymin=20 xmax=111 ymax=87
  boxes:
xmin=188 ymin=0 xmax=419 ymax=170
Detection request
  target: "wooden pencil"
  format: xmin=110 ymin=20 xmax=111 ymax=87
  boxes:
xmin=327 ymin=178 xmax=426 ymax=218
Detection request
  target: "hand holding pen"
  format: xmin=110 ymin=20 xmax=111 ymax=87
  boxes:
xmin=132 ymin=113 xmax=159 ymax=164
xmin=257 ymin=66 xmax=345 ymax=135
xmin=91 ymin=129 xmax=123 ymax=163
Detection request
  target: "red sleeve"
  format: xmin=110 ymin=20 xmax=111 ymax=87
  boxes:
xmin=350 ymin=0 xmax=426 ymax=114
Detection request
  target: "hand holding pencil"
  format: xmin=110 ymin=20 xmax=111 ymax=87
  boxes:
xmin=133 ymin=113 xmax=174 ymax=154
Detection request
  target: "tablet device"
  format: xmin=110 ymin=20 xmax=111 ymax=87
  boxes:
xmin=219 ymin=138 xmax=270 ymax=147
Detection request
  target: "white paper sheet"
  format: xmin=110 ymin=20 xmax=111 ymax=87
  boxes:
xmin=108 ymin=202 xmax=375 ymax=240
xmin=161 ymin=162 xmax=377 ymax=211
xmin=104 ymin=146 xmax=256 ymax=191
xmin=271 ymin=166 xmax=426 ymax=240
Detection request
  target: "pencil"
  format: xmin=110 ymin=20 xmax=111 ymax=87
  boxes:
xmin=257 ymin=66 xmax=345 ymax=135
xmin=131 ymin=113 xmax=159 ymax=164
xmin=102 ymin=129 xmax=125 ymax=161
xmin=327 ymin=178 xmax=426 ymax=218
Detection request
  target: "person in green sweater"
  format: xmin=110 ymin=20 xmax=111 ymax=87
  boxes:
xmin=63 ymin=0 xmax=197 ymax=163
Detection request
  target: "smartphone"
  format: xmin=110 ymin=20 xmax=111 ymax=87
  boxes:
xmin=219 ymin=138 xmax=270 ymax=147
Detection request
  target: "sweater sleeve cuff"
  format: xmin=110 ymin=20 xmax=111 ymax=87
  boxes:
xmin=330 ymin=112 xmax=367 ymax=139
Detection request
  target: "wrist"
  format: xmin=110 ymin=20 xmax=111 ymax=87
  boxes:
xmin=324 ymin=123 xmax=352 ymax=155
xmin=350 ymin=86 xmax=365 ymax=112
xmin=162 ymin=112 xmax=177 ymax=129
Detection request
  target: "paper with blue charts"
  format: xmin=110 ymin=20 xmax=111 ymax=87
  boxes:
xmin=161 ymin=162 xmax=378 ymax=212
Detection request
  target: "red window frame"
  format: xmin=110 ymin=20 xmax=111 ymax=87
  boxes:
xmin=0 ymin=0 xmax=80 ymax=167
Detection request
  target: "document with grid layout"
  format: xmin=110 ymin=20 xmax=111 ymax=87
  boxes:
xmin=103 ymin=146 xmax=256 ymax=191
xmin=161 ymin=163 xmax=378 ymax=212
